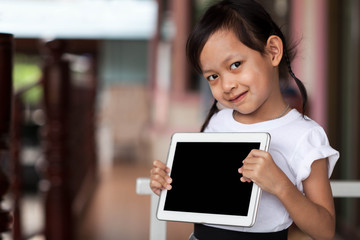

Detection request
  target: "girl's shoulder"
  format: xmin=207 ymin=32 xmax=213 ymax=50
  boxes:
xmin=287 ymin=111 xmax=325 ymax=134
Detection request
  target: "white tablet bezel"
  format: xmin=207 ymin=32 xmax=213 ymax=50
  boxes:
xmin=157 ymin=132 xmax=271 ymax=227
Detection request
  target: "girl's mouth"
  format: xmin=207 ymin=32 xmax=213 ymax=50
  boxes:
xmin=229 ymin=91 xmax=248 ymax=103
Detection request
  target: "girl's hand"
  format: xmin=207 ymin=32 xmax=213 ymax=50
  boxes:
xmin=238 ymin=149 xmax=288 ymax=196
xmin=150 ymin=160 xmax=172 ymax=196
xmin=240 ymin=151 xmax=336 ymax=239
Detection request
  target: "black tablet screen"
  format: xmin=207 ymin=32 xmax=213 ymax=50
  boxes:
xmin=164 ymin=142 xmax=260 ymax=216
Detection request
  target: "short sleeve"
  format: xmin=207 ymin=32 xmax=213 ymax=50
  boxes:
xmin=291 ymin=127 xmax=339 ymax=191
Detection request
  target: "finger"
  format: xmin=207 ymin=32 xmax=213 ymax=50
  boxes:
xmin=151 ymin=173 xmax=172 ymax=189
xmin=243 ymin=154 xmax=260 ymax=163
xmin=150 ymin=185 xmax=165 ymax=196
xmin=242 ymin=151 xmax=266 ymax=167
xmin=242 ymin=153 xmax=269 ymax=167
xmin=150 ymin=167 xmax=172 ymax=184
xmin=153 ymin=189 xmax=161 ymax=196
xmin=151 ymin=161 xmax=171 ymax=176
xmin=238 ymin=166 xmax=253 ymax=174
xmin=240 ymin=176 xmax=252 ymax=183
xmin=153 ymin=160 xmax=170 ymax=173
xmin=238 ymin=167 xmax=253 ymax=183
xmin=150 ymin=176 xmax=172 ymax=191
xmin=242 ymin=159 xmax=258 ymax=171
xmin=150 ymin=179 xmax=165 ymax=190
xmin=247 ymin=149 xmax=270 ymax=159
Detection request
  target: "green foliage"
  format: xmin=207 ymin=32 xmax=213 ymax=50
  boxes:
xmin=13 ymin=54 xmax=43 ymax=105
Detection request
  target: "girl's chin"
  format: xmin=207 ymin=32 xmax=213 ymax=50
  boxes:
xmin=232 ymin=108 xmax=258 ymax=116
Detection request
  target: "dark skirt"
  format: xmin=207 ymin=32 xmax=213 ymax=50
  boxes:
xmin=192 ymin=223 xmax=288 ymax=240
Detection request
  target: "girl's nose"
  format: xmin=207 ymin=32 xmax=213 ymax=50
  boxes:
xmin=221 ymin=75 xmax=237 ymax=93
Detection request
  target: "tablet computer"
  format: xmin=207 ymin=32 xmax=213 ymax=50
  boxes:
xmin=157 ymin=132 xmax=270 ymax=227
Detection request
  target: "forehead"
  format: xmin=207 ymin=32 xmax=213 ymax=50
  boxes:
xmin=204 ymin=29 xmax=241 ymax=48
xmin=200 ymin=30 xmax=250 ymax=70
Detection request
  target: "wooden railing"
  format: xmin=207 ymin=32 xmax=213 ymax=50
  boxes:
xmin=136 ymin=177 xmax=360 ymax=240
xmin=43 ymin=39 xmax=97 ymax=240
xmin=0 ymin=33 xmax=14 ymax=238
xmin=9 ymin=39 xmax=97 ymax=240
xmin=11 ymin=80 xmax=43 ymax=239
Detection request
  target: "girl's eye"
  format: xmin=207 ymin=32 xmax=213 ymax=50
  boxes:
xmin=207 ymin=74 xmax=218 ymax=81
xmin=230 ymin=62 xmax=241 ymax=70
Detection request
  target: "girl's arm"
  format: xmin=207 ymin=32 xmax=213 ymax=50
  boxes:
xmin=277 ymin=158 xmax=335 ymax=240
xmin=239 ymin=150 xmax=335 ymax=240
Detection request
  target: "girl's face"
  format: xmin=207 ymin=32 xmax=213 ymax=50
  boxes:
xmin=199 ymin=29 xmax=285 ymax=123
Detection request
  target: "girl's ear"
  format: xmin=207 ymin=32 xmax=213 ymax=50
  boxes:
xmin=266 ymin=35 xmax=283 ymax=67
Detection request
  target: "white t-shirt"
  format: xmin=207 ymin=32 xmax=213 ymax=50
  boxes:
xmin=204 ymin=108 xmax=339 ymax=233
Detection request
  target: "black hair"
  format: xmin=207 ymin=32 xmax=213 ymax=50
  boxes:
xmin=186 ymin=0 xmax=307 ymax=132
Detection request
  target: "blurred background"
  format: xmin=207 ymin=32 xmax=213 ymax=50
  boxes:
xmin=0 ymin=0 xmax=359 ymax=239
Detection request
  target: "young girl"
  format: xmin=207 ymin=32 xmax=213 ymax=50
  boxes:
xmin=150 ymin=0 xmax=339 ymax=239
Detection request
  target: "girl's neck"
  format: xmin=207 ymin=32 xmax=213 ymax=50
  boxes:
xmin=233 ymin=101 xmax=291 ymax=124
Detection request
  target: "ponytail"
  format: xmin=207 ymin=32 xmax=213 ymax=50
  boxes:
xmin=200 ymin=99 xmax=219 ymax=132
xmin=283 ymin=49 xmax=308 ymax=116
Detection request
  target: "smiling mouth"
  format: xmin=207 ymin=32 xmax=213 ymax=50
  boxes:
xmin=229 ymin=91 xmax=248 ymax=102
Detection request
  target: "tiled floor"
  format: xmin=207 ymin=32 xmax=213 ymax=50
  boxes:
xmin=77 ymin=162 xmax=193 ymax=240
